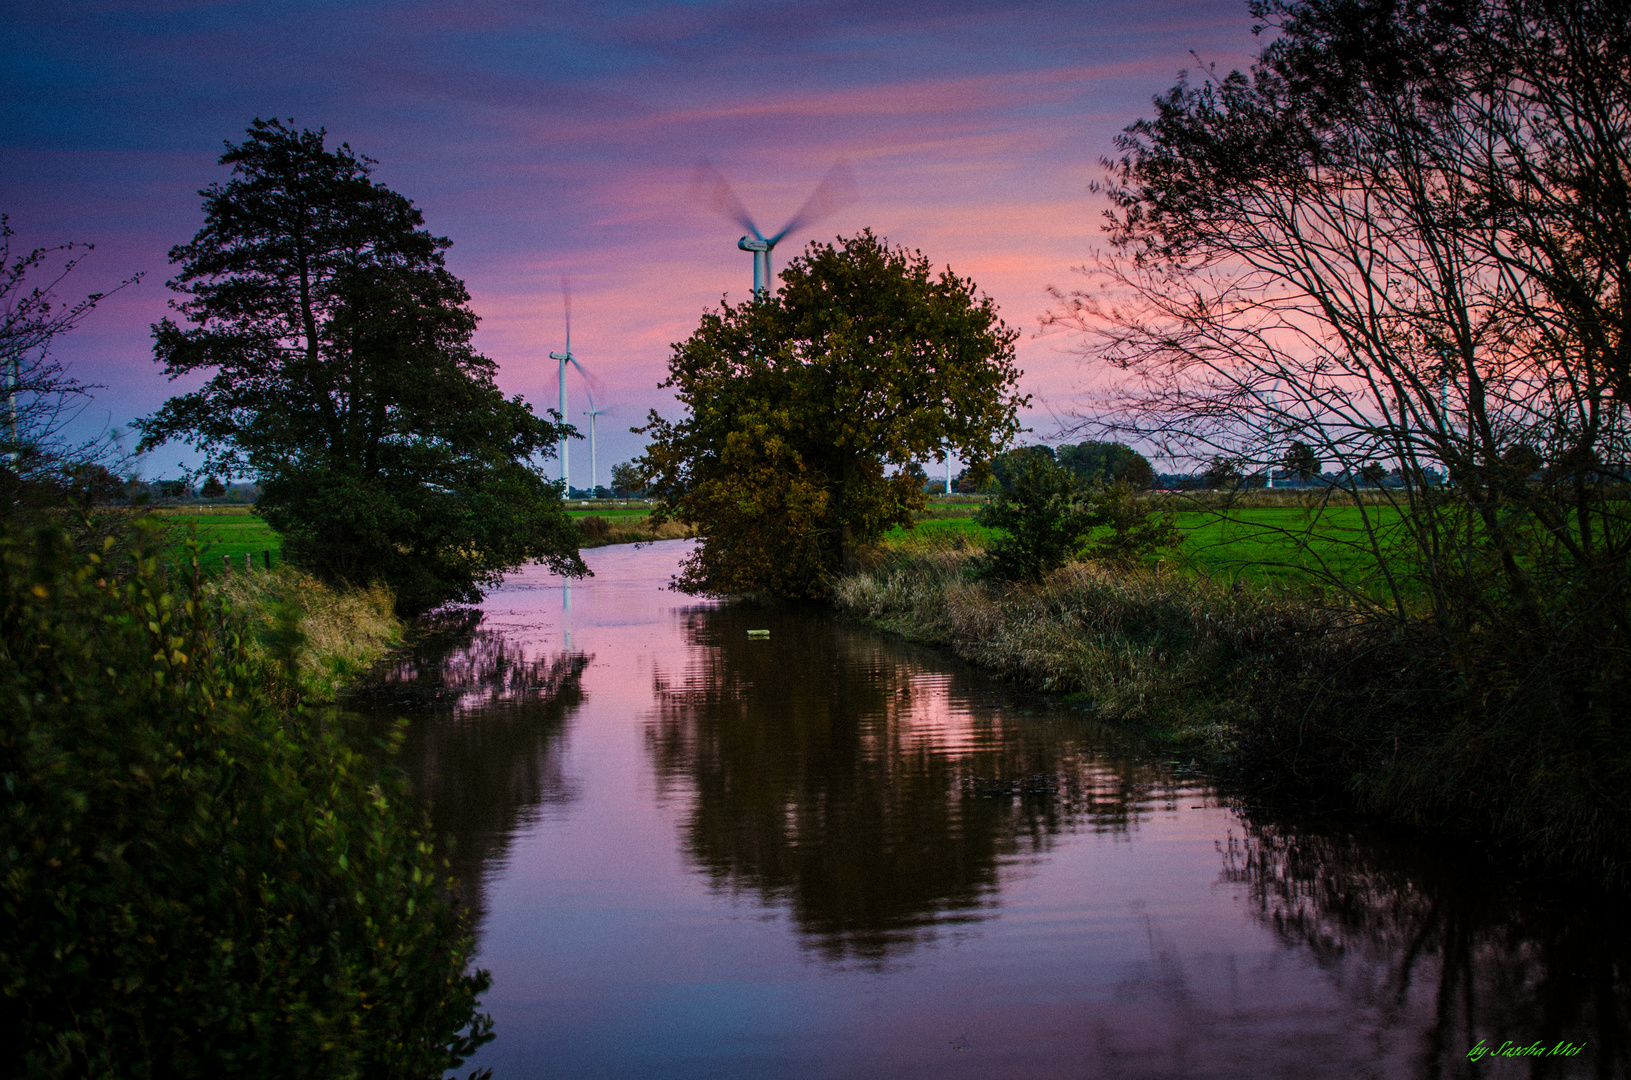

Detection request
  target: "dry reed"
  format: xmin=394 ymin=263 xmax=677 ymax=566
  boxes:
xmin=211 ymin=566 xmax=402 ymax=701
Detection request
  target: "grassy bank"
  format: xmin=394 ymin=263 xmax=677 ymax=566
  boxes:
xmin=573 ymin=512 xmax=696 ymax=547
xmin=210 ymin=563 xmax=402 ymax=701
xmin=835 ymin=538 xmax=1631 ymax=888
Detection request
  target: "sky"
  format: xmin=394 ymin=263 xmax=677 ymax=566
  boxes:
xmin=2 ymin=0 xmax=1264 ymax=486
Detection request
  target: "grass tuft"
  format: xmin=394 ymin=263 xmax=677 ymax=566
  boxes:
xmin=210 ymin=566 xmax=402 ymax=701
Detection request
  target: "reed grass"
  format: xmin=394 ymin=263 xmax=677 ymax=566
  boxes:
xmin=211 ymin=565 xmax=402 ymax=701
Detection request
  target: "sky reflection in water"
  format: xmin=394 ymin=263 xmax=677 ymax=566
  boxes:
xmin=357 ymin=540 xmax=1629 ymax=1079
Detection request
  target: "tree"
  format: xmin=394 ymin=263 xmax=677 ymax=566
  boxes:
xmin=978 ymin=455 xmax=1097 ymax=582
xmin=609 ymin=457 xmax=642 ymax=497
xmin=0 ymin=216 xmax=140 ymax=518
xmin=136 ymin=120 xmax=583 ymax=611
xmin=1055 ymin=441 xmax=1156 ymax=489
xmin=199 ymin=473 xmax=226 ymax=498
xmin=978 ymin=455 xmax=1182 ymax=581
xmin=989 ymin=444 xmax=1056 ymax=491
xmin=1202 ymin=455 xmax=1245 ymax=489
xmin=1282 ymin=440 xmax=1319 ymax=483
xmin=639 ymin=230 xmax=1024 ymax=597
xmin=1049 ymin=0 xmax=1631 ymax=626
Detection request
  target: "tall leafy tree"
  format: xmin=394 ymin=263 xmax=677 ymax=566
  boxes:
xmin=639 ymin=230 xmax=1024 ymax=597
xmin=138 ymin=119 xmax=584 ymax=611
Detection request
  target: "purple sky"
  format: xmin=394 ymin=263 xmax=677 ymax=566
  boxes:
xmin=3 ymin=0 xmax=1262 ymax=485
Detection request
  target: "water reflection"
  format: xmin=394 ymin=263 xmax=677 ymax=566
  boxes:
xmin=1221 ymin=813 xmax=1631 ymax=1077
xmin=645 ymin=602 xmax=1195 ymax=961
xmin=350 ymin=608 xmax=590 ymax=932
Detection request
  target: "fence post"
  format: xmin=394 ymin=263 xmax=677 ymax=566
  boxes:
xmin=263 ymin=549 xmax=271 ymax=570
xmin=222 ymin=555 xmax=231 ymax=575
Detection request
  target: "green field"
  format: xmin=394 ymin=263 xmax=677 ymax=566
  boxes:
xmin=154 ymin=498 xmax=1411 ymax=594
xmin=890 ymin=502 xmax=1412 ymax=594
xmin=152 ymin=510 xmax=282 ymax=573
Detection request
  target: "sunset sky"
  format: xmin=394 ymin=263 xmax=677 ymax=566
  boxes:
xmin=3 ymin=0 xmax=1263 ymax=485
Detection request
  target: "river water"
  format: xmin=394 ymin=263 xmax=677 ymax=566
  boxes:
xmin=354 ymin=540 xmax=1629 ymax=1079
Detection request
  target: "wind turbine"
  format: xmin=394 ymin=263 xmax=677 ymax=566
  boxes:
xmin=583 ymin=408 xmax=606 ymax=497
xmin=548 ymin=278 xmax=596 ymax=493
xmin=693 ymin=159 xmax=856 ymax=295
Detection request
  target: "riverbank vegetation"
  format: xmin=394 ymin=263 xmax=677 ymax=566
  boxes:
xmin=837 ymin=536 xmax=1631 ymax=888
xmin=1 ymin=515 xmax=491 ymax=1077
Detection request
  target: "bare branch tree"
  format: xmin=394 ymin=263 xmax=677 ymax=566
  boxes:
xmin=1050 ymin=0 xmax=1630 ymax=632
xmin=0 ymin=215 xmax=141 ymax=511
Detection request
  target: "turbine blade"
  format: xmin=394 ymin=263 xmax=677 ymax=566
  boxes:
xmin=769 ymin=159 xmax=857 ymax=245
xmin=561 ymin=274 xmax=572 ymax=350
xmin=691 ymin=158 xmax=762 ymax=239
xmin=568 ymin=355 xmax=600 ymax=412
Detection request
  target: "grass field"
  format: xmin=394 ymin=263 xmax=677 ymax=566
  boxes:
xmin=150 ymin=509 xmax=282 ymax=573
xmin=152 ymin=495 xmax=1410 ymax=594
xmin=889 ymin=501 xmax=1412 ymax=596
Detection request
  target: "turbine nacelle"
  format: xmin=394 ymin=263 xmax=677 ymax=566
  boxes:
xmin=696 ymin=159 xmax=855 ymax=296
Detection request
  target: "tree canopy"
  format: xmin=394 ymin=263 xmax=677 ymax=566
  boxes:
xmin=136 ymin=120 xmax=583 ymax=611
xmin=639 ymin=230 xmax=1024 ymax=597
xmin=990 ymin=441 xmax=1155 ymax=492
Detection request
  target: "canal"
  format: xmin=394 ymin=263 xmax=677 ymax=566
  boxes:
xmin=353 ymin=540 xmax=1629 ymax=1079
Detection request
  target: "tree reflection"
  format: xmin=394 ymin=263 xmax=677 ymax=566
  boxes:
xmin=350 ymin=608 xmax=589 ymax=934
xmin=1221 ymin=813 xmax=1631 ymax=1077
xmin=646 ymin=603 xmax=1184 ymax=961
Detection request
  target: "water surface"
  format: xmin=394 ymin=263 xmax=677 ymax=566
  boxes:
xmin=355 ymin=540 xmax=1629 ymax=1079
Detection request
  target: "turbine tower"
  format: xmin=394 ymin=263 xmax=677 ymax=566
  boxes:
xmin=584 ymin=408 xmax=606 ymax=497
xmin=693 ymin=159 xmax=856 ymax=295
xmin=548 ymin=278 xmax=595 ymax=493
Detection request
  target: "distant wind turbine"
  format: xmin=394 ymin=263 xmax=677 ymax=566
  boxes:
xmin=583 ymin=408 xmax=606 ymax=497
xmin=548 ymin=278 xmax=597 ymax=492
xmin=693 ymin=159 xmax=857 ymax=295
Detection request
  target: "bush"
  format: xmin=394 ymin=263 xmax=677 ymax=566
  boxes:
xmin=977 ymin=458 xmax=1180 ymax=582
xmin=977 ymin=454 xmax=1097 ymax=582
xmin=0 ymin=519 xmax=492 ymax=1078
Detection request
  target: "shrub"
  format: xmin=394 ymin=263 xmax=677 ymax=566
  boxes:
xmin=977 ymin=457 xmax=1179 ymax=581
xmin=0 ymin=519 xmax=492 ymax=1078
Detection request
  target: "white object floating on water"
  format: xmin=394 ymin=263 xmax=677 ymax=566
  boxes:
xmin=747 ymin=629 xmax=770 ymax=638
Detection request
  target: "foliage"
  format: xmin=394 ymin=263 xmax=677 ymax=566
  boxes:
xmin=199 ymin=474 xmax=226 ymax=498
xmin=990 ymin=441 xmax=1157 ymax=493
xmin=977 ymin=455 xmax=1097 ymax=581
xmin=1281 ymin=441 xmax=1318 ymax=482
xmin=135 ymin=119 xmax=584 ymax=612
xmin=0 ymin=517 xmax=492 ymax=1077
xmin=987 ymin=444 xmax=1056 ymax=492
xmin=608 ymin=460 xmax=645 ymax=498
xmin=639 ymin=229 xmax=1024 ymax=597
xmin=1056 ymin=441 xmax=1155 ymax=488
xmin=978 ymin=455 xmax=1180 ymax=581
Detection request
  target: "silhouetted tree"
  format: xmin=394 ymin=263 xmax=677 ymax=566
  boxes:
xmin=137 ymin=120 xmax=584 ymax=611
